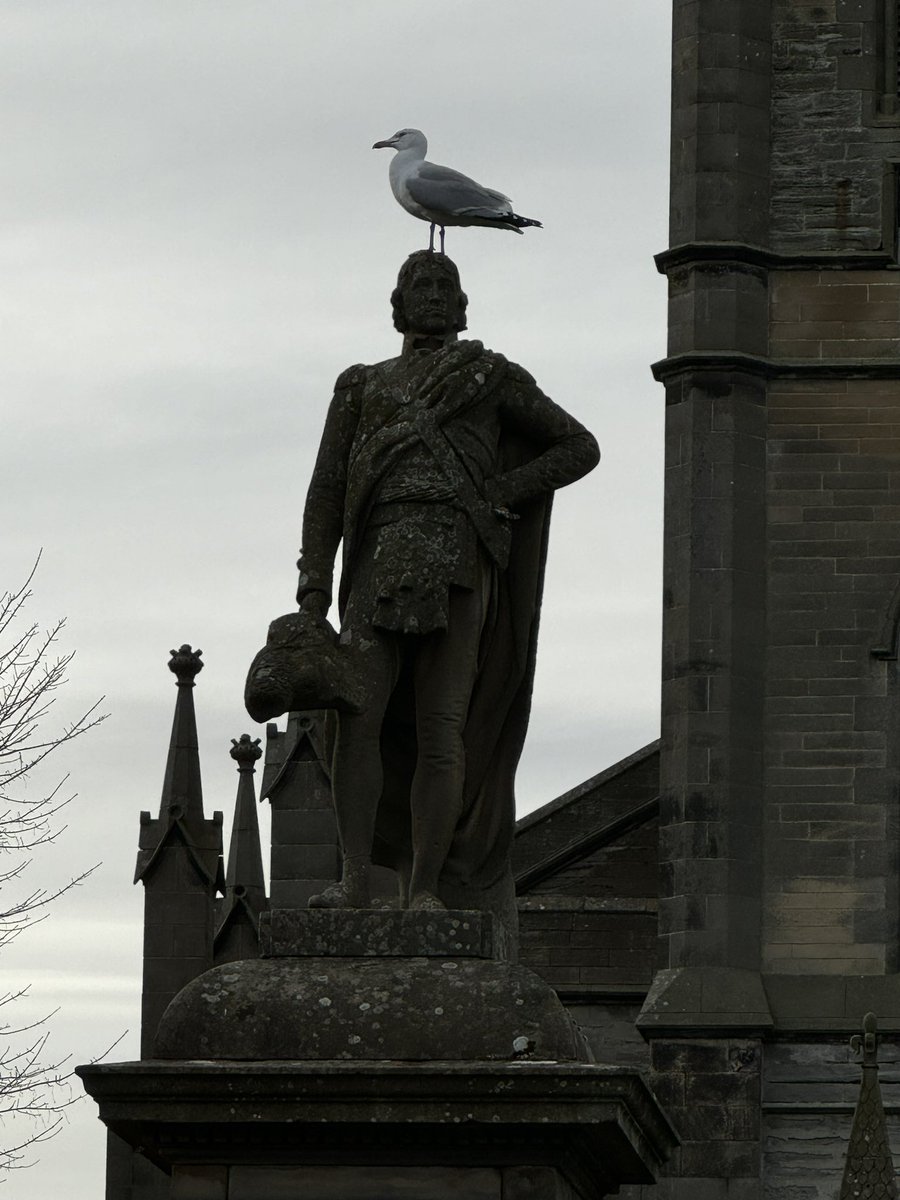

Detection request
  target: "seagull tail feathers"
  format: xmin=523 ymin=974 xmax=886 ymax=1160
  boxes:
xmin=451 ymin=207 xmax=543 ymax=234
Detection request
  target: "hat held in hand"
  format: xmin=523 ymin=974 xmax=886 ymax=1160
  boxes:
xmin=244 ymin=610 xmax=365 ymax=722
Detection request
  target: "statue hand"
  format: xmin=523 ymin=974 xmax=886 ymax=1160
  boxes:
xmin=299 ymin=589 xmax=330 ymax=620
xmin=484 ymin=477 xmax=520 ymax=522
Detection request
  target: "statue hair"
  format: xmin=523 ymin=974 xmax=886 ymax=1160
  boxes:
xmin=391 ymin=250 xmax=468 ymax=333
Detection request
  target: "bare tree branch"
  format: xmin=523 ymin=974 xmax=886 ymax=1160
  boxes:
xmin=0 ymin=559 xmax=106 ymax=1173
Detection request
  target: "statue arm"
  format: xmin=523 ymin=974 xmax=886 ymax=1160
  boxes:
xmin=490 ymin=367 xmax=600 ymax=507
xmin=296 ymin=369 xmax=364 ymax=609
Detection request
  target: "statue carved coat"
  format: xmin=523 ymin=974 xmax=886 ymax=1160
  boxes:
xmin=296 ymin=336 xmax=598 ymax=923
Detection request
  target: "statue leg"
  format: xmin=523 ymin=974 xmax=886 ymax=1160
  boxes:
xmin=309 ymin=629 xmax=400 ymax=909
xmin=407 ymin=585 xmax=484 ymax=909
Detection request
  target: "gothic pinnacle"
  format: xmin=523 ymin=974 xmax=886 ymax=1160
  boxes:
xmin=230 ymin=734 xmax=263 ymax=769
xmin=168 ymin=644 xmax=204 ymax=685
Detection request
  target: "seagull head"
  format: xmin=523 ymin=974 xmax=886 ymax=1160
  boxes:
xmin=372 ymin=128 xmax=427 ymax=155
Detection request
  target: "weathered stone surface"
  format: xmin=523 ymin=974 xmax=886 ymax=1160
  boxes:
xmin=180 ymin=1164 xmax=581 ymax=1199
xmin=78 ymin=1059 xmax=677 ymax=1196
xmin=259 ymin=907 xmax=512 ymax=960
xmin=770 ymin=2 xmax=886 ymax=254
xmin=763 ymin=371 xmax=900 ymax=978
xmin=764 ymin=975 xmax=900 ymax=1035
xmin=220 ymin=1165 xmax=503 ymax=1200
xmin=245 ymin=611 xmax=365 ymax=721
xmin=154 ymin=955 xmax=589 ymax=1062
xmin=637 ymin=968 xmax=774 ymax=1036
xmin=252 ymin=251 xmax=599 ymax=927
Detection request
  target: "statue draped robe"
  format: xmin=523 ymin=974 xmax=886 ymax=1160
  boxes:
xmin=298 ymin=340 xmax=599 ymax=926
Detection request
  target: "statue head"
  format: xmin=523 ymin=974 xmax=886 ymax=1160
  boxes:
xmin=392 ymin=251 xmax=468 ymax=336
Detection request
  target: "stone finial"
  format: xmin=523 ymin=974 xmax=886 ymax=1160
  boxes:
xmin=839 ymin=1013 xmax=898 ymax=1200
xmin=850 ymin=1011 xmax=879 ymax=1069
xmin=156 ymin=643 xmax=205 ymax=823
xmin=168 ymin=644 xmax=204 ymax=684
xmin=230 ymin=734 xmax=263 ymax=770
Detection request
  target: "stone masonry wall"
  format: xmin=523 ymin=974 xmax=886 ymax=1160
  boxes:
xmin=525 ymin=818 xmax=659 ymax=900
xmin=517 ymin=896 xmax=657 ymax=994
xmin=763 ymin=1037 xmax=900 ymax=1198
xmin=764 ymin=270 xmax=900 ymax=973
xmin=514 ymin=748 xmax=660 ymax=996
xmin=771 ymin=269 xmax=900 ymax=357
xmin=771 ymin=0 xmax=892 ymax=253
xmin=647 ymin=1038 xmax=764 ymax=1192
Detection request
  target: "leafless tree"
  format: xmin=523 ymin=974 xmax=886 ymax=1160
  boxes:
xmin=0 ymin=560 xmax=105 ymax=1172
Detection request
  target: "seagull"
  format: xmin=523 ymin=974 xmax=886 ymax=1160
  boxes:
xmin=372 ymin=128 xmax=542 ymax=253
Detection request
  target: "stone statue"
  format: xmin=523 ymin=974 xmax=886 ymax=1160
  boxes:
xmin=289 ymin=251 xmax=598 ymax=923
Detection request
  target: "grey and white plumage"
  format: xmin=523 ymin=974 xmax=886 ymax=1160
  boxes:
xmin=372 ymin=128 xmax=542 ymax=251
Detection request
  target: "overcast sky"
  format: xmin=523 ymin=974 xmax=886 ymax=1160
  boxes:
xmin=2 ymin=2 xmax=671 ymax=1194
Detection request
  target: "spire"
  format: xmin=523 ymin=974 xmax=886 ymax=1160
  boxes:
xmin=214 ymin=734 xmax=268 ymax=963
xmin=839 ymin=1013 xmax=898 ymax=1200
xmin=135 ymin=645 xmax=223 ymax=888
xmin=224 ymin=734 xmax=267 ymax=903
xmin=135 ymin=645 xmax=223 ymax=1057
xmin=158 ymin=644 xmax=205 ymax=822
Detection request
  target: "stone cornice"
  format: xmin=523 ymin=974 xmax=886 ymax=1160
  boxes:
xmin=652 ymin=351 xmax=900 ymax=387
xmin=763 ymin=974 xmax=900 ymax=1035
xmin=636 ymin=971 xmax=900 ymax=1037
xmin=655 ymin=241 xmax=897 ymax=275
xmin=77 ymin=1058 xmax=679 ymax=1182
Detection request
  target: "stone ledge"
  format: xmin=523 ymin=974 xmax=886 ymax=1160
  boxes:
xmin=636 ymin=968 xmax=774 ymax=1037
xmin=636 ymin=970 xmax=900 ymax=1036
xmin=77 ymin=1058 xmax=678 ymax=1193
xmin=654 ymin=240 xmax=897 ymax=274
xmin=518 ymin=896 xmax=658 ymax=914
xmin=764 ymin=973 xmax=900 ymax=1033
xmin=652 ymin=349 xmax=900 ymax=385
xmin=259 ymin=908 xmax=511 ymax=960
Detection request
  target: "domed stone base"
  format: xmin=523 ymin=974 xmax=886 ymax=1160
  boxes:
xmin=154 ymin=953 xmax=590 ymax=1062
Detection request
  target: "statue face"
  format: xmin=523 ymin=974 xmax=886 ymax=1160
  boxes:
xmin=400 ymin=268 xmax=460 ymax=336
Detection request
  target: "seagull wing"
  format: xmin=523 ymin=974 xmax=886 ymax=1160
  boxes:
xmin=406 ymin=162 xmax=513 ymax=218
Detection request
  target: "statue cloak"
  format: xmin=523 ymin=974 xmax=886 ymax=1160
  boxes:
xmin=299 ymin=339 xmax=597 ymax=930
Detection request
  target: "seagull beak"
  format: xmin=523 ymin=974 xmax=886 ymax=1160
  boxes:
xmin=372 ymin=138 xmax=394 ymax=149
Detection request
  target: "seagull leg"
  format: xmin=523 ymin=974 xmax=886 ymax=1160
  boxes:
xmin=428 ymin=223 xmax=436 ymax=253
xmin=439 ymin=225 xmax=445 ymax=254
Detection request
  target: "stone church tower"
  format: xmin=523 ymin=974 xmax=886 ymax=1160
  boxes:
xmin=640 ymin=0 xmax=900 ymax=1192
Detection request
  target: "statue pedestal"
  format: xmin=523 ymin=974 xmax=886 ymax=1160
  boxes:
xmin=78 ymin=911 xmax=676 ymax=1198
xmin=79 ymin=1059 xmax=674 ymax=1200
xmin=260 ymin=906 xmax=514 ymax=959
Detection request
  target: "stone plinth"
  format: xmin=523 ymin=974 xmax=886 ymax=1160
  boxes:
xmin=77 ymin=1059 xmax=677 ymax=1200
xmin=260 ymin=906 xmax=512 ymax=960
